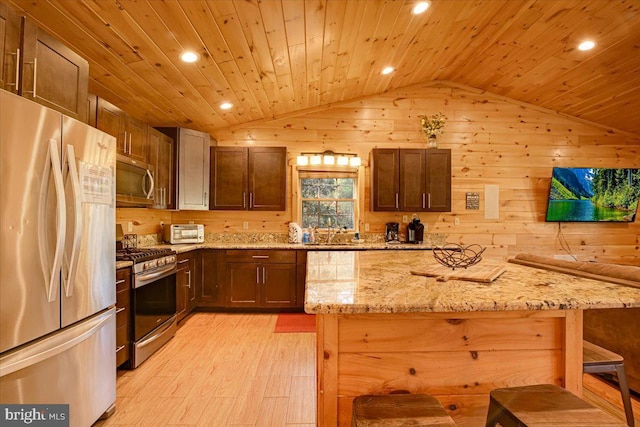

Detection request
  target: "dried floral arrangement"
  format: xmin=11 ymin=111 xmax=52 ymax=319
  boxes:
xmin=419 ymin=113 xmax=446 ymax=136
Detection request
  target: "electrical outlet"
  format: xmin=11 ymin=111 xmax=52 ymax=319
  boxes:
xmin=189 ymin=220 xmax=194 ymax=224
xmin=127 ymin=221 xmax=133 ymax=232
xmin=243 ymin=221 xmax=248 ymax=230
xmin=364 ymin=223 xmax=370 ymax=232
xmin=424 ymin=224 xmax=428 ymax=232
xmin=454 ymin=217 xmax=460 ymax=226
xmin=402 ymin=215 xmax=408 ymax=223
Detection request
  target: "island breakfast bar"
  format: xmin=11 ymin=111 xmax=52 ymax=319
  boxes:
xmin=304 ymin=250 xmax=640 ymax=427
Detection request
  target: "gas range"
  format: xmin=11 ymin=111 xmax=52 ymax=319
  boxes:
xmin=116 ymin=247 xmax=177 ymax=277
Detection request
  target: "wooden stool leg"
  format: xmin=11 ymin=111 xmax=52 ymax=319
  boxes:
xmin=615 ymin=364 xmax=635 ymax=427
xmin=485 ymin=396 xmax=520 ymax=427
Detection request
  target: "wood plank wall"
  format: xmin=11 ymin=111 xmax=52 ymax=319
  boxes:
xmin=118 ymin=82 xmax=640 ymax=265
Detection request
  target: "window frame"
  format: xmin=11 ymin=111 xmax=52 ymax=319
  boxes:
xmin=298 ymin=170 xmax=359 ymax=231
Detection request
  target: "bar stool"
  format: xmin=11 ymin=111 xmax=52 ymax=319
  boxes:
xmin=352 ymin=394 xmax=457 ymax=426
xmin=485 ymin=383 xmax=628 ymax=426
xmin=583 ymin=340 xmax=635 ymax=427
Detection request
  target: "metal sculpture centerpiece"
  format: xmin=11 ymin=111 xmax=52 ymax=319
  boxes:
xmin=432 ymin=243 xmax=486 ymax=269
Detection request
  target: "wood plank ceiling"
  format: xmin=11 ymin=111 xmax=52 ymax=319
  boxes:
xmin=8 ymin=0 xmax=640 ymax=137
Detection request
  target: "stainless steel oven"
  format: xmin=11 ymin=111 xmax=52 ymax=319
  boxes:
xmin=117 ymin=248 xmax=177 ymax=368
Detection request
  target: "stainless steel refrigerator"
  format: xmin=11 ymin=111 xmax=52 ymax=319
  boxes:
xmin=0 ymin=90 xmax=117 ymax=426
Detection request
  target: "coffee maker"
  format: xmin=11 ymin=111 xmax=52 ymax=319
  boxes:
xmin=385 ymin=222 xmax=400 ymax=243
xmin=407 ymin=214 xmax=425 ymax=244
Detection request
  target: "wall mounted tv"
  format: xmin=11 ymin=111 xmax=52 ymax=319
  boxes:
xmin=545 ymin=167 xmax=640 ymax=222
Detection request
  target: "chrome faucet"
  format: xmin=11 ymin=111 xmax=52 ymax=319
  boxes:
xmin=326 ymin=218 xmax=337 ymax=244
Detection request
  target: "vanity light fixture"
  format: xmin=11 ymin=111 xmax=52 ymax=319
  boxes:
xmin=413 ymin=1 xmax=430 ymax=15
xmin=578 ymin=40 xmax=596 ymax=51
xmin=381 ymin=66 xmax=395 ymax=75
xmin=180 ymin=51 xmax=199 ymax=63
xmin=296 ymin=150 xmax=361 ymax=167
xmin=220 ymin=102 xmax=233 ymax=110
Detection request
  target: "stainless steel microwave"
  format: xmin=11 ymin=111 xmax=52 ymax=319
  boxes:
xmin=115 ymin=154 xmax=155 ymax=206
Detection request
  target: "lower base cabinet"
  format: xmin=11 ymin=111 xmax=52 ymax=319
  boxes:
xmin=225 ymin=250 xmax=298 ymax=308
xmin=177 ymin=252 xmax=197 ymax=322
xmin=115 ymin=267 xmax=131 ymax=367
xmin=198 ymin=250 xmax=224 ymax=307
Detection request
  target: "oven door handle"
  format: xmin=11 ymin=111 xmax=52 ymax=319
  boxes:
xmin=134 ymin=264 xmax=177 ymax=289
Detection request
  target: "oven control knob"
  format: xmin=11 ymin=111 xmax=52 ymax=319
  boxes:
xmin=158 ymin=258 xmax=165 ymax=266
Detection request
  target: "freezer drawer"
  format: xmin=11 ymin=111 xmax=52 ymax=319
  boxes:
xmin=0 ymin=308 xmax=116 ymax=427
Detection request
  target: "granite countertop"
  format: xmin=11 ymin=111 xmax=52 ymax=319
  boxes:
xmin=145 ymin=241 xmax=434 ymax=253
xmin=303 ymin=250 xmax=640 ymax=314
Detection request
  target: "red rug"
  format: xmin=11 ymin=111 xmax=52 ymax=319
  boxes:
xmin=274 ymin=313 xmax=316 ymax=333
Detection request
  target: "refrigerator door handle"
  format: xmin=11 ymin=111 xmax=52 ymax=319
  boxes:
xmin=39 ymin=139 xmax=66 ymax=303
xmin=63 ymin=144 xmax=83 ymax=297
xmin=0 ymin=308 xmax=115 ymax=378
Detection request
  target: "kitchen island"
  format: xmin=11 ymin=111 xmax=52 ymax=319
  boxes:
xmin=304 ymin=250 xmax=640 ymax=426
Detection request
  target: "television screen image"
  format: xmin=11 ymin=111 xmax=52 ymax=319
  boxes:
xmin=545 ymin=167 xmax=640 ymax=222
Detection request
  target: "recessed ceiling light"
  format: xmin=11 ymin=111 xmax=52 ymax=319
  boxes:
xmin=578 ymin=40 xmax=596 ymax=51
xmin=381 ymin=66 xmax=395 ymax=75
xmin=180 ymin=51 xmax=199 ymax=63
xmin=220 ymin=102 xmax=233 ymax=110
xmin=413 ymin=1 xmax=430 ymax=15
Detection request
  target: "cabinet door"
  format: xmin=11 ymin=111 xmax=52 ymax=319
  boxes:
xmin=187 ymin=256 xmax=197 ymax=311
xmin=96 ymin=98 xmax=126 ymax=154
xmin=399 ymin=149 xmax=427 ymax=211
xmin=425 ymin=149 xmax=451 ymax=212
xmin=0 ymin=3 xmax=22 ymax=93
xmin=21 ymin=21 xmax=88 ymax=122
xmin=125 ymin=115 xmax=148 ymax=163
xmin=210 ymin=147 xmax=247 ymax=210
xmin=249 ymin=147 xmax=286 ymax=211
xmin=178 ymin=128 xmax=210 ymax=210
xmin=226 ymin=262 xmax=260 ymax=307
xmin=199 ymin=250 xmax=223 ymax=306
xmin=371 ymin=149 xmax=399 ymax=211
xmin=261 ymin=263 xmax=297 ymax=307
xmin=148 ymin=127 xmax=175 ymax=209
xmin=176 ymin=260 xmax=190 ymax=322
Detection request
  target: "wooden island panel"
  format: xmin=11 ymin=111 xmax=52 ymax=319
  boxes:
xmin=318 ymin=310 xmax=582 ymax=427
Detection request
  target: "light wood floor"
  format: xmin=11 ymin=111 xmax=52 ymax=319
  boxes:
xmin=95 ymin=313 xmax=316 ymax=426
xmin=95 ymin=312 xmax=638 ymax=427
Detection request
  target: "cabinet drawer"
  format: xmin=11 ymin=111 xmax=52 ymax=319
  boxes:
xmin=116 ymin=268 xmax=130 ymax=292
xmin=115 ymin=303 xmax=128 ymax=328
xmin=116 ymin=323 xmax=129 ymax=348
xmin=115 ymin=323 xmax=130 ymax=367
xmin=225 ymin=250 xmax=296 ymax=264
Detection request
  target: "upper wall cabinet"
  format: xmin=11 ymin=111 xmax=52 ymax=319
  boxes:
xmin=97 ymin=98 xmax=148 ymax=163
xmin=0 ymin=2 xmax=88 ymax=122
xmin=210 ymin=147 xmax=286 ymax=211
xmin=158 ymin=127 xmax=210 ymax=211
xmin=371 ymin=148 xmax=451 ymax=212
xmin=0 ymin=3 xmax=22 ymax=94
xmin=21 ymin=20 xmax=88 ymax=122
xmin=148 ymin=127 xmax=175 ymax=210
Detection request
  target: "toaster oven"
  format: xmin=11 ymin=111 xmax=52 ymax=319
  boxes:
xmin=163 ymin=224 xmax=205 ymax=244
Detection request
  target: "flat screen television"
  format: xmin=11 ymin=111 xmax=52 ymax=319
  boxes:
xmin=545 ymin=167 xmax=640 ymax=222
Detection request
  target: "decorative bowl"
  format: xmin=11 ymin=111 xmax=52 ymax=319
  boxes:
xmin=432 ymin=243 xmax=485 ymax=269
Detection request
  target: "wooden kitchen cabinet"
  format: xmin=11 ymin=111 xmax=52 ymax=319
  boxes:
xmin=198 ymin=250 xmax=224 ymax=307
xmin=115 ymin=267 xmax=131 ymax=368
xmin=210 ymin=146 xmax=286 ymax=211
xmin=177 ymin=252 xmax=197 ymax=323
xmin=97 ymin=98 xmax=148 ymax=163
xmin=224 ymin=250 xmax=297 ymax=308
xmin=148 ymin=127 xmax=175 ymax=209
xmin=0 ymin=2 xmax=22 ymax=94
xmin=371 ymin=148 xmax=451 ymax=212
xmin=157 ymin=127 xmax=210 ymax=210
xmin=21 ymin=19 xmax=88 ymax=122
